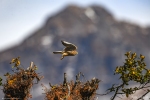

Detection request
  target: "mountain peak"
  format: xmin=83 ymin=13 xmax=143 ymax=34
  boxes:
xmin=46 ymin=5 xmax=114 ymax=27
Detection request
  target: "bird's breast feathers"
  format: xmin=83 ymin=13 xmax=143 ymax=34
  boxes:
xmin=67 ymin=51 xmax=78 ymax=55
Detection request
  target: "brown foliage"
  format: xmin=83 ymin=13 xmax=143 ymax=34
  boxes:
xmin=3 ymin=58 xmax=43 ymax=100
xmin=42 ymin=73 xmax=100 ymax=100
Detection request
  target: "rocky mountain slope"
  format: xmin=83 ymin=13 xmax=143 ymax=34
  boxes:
xmin=0 ymin=5 xmax=150 ymax=99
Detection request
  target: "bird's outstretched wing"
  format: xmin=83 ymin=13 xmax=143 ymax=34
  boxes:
xmin=61 ymin=40 xmax=77 ymax=51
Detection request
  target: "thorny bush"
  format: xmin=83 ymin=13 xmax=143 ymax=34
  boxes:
xmin=42 ymin=73 xmax=100 ymax=100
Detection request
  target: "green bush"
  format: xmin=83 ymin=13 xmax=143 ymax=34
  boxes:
xmin=105 ymin=51 xmax=150 ymax=100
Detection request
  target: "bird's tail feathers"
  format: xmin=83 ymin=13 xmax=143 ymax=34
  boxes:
xmin=53 ymin=51 xmax=62 ymax=54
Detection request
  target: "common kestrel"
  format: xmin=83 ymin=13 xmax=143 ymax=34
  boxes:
xmin=53 ymin=40 xmax=78 ymax=60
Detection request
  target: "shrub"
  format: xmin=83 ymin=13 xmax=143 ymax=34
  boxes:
xmin=42 ymin=73 xmax=100 ymax=100
xmin=3 ymin=57 xmax=43 ymax=99
xmin=105 ymin=51 xmax=150 ymax=100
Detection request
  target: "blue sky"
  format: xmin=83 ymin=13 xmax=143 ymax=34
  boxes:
xmin=0 ymin=0 xmax=150 ymax=51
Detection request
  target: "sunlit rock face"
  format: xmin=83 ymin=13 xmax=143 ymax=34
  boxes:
xmin=0 ymin=5 xmax=150 ymax=99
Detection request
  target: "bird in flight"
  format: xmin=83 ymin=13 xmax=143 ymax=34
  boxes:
xmin=53 ymin=40 xmax=78 ymax=60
